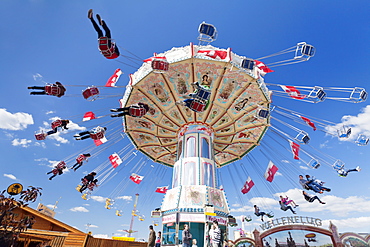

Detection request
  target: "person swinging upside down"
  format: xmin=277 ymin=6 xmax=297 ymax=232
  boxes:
xmin=88 ymin=9 xmax=120 ymax=59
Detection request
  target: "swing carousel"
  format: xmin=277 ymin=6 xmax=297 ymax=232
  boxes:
xmin=120 ymin=23 xmax=272 ymax=247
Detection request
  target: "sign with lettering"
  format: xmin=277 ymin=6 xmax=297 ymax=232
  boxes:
xmin=259 ymin=216 xmax=322 ymax=231
xmin=37 ymin=203 xmax=56 ymax=218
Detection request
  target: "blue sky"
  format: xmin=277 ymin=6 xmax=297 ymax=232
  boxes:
xmin=1 ymin=0 xmax=370 ymax=240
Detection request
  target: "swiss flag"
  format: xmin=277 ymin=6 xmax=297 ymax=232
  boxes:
xmin=264 ymin=161 xmax=278 ymax=182
xmin=94 ymin=136 xmax=107 ymax=146
xmin=105 ymin=69 xmax=123 ymax=87
xmin=289 ymin=140 xmax=300 ymax=160
xmin=299 ymin=115 xmax=317 ymax=131
xmin=82 ymin=112 xmax=96 ymax=121
xmin=281 ymin=85 xmax=306 ymax=100
xmin=143 ymin=56 xmax=167 ymax=63
xmin=255 ymin=60 xmax=274 ymax=74
xmin=155 ymin=186 xmax=168 ymax=193
xmin=109 ymin=153 xmax=122 ymax=168
xmin=130 ymin=173 xmax=144 ymax=184
xmin=197 ymin=50 xmax=228 ymax=59
xmin=241 ymin=177 xmax=255 ymax=194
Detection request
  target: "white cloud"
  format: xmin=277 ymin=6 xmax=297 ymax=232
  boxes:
xmin=0 ymin=109 xmax=34 ymax=130
xmin=322 ymin=216 xmax=370 ymax=231
xmin=4 ymin=174 xmax=17 ymax=180
xmin=32 ymin=73 xmax=43 ymax=81
xmin=116 ymin=196 xmax=133 ymax=201
xmin=34 ymin=142 xmax=46 ymax=148
xmin=85 ymin=224 xmax=98 ymax=228
xmin=46 ymin=111 xmax=55 ymax=115
xmin=91 ymin=196 xmax=107 ymax=203
xmin=325 ymin=105 xmax=370 ymax=142
xmin=12 ymin=138 xmax=32 ymax=147
xmin=299 ymin=165 xmax=309 ymax=170
xmin=93 ymin=234 xmax=110 ymax=239
xmin=34 ymin=158 xmax=48 ymax=162
xmin=46 ymin=204 xmax=56 ymax=209
xmin=70 ymin=206 xmax=89 ymax=212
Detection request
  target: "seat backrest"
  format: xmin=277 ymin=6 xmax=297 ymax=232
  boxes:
xmin=190 ymin=99 xmax=206 ymax=112
xmin=199 ymin=23 xmax=215 ymax=38
xmin=241 ymin=59 xmax=255 ymax=70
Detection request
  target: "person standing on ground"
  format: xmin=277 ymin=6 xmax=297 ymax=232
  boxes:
xmin=148 ymin=225 xmax=156 ymax=247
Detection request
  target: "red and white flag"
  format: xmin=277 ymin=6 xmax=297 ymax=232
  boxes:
xmin=130 ymin=173 xmax=144 ymax=184
xmin=82 ymin=111 xmax=96 ymax=121
xmin=105 ymin=69 xmax=123 ymax=87
xmin=299 ymin=115 xmax=317 ymax=131
xmin=255 ymin=60 xmax=274 ymax=74
xmin=264 ymin=161 xmax=279 ymax=182
xmin=197 ymin=50 xmax=228 ymax=59
xmin=143 ymin=56 xmax=167 ymax=63
xmin=241 ymin=176 xmax=255 ymax=194
xmin=109 ymin=153 xmax=122 ymax=168
xmin=280 ymin=85 xmax=306 ymax=100
xmin=289 ymin=140 xmax=300 ymax=160
xmin=94 ymin=136 xmax=107 ymax=146
xmin=155 ymin=186 xmax=168 ymax=193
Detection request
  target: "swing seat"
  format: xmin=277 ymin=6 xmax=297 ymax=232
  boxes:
xmin=338 ymin=127 xmax=351 ymax=138
xmin=350 ymin=87 xmax=368 ymax=103
xmin=332 ymin=160 xmax=344 ymax=171
xmin=81 ymin=193 xmax=88 ymax=200
xmin=198 ymin=22 xmax=218 ymax=43
xmin=308 ymin=159 xmax=320 ymax=169
xmin=81 ymin=178 xmax=89 ymax=185
xmin=295 ymin=131 xmax=310 ymax=144
xmin=90 ymin=131 xmax=104 ymax=140
xmin=35 ymin=133 xmax=46 ymax=140
xmin=189 ymin=99 xmax=207 ymax=112
xmin=152 ymin=59 xmax=169 ymax=72
xmin=256 ymin=109 xmax=269 ymax=119
xmin=279 ymin=202 xmax=289 ymax=211
xmin=355 ymin=134 xmax=369 ymax=146
xmin=307 ymin=87 xmax=326 ymax=103
xmin=51 ymin=169 xmax=58 ymax=175
xmin=45 ymin=85 xmax=62 ymax=96
xmin=294 ymin=42 xmax=315 ymax=61
xmin=267 ymin=211 xmax=274 ymax=218
xmin=198 ymin=22 xmax=217 ymax=43
xmin=76 ymin=185 xmax=82 ymax=192
xmin=51 ymin=119 xmax=62 ymax=130
xmin=194 ymin=87 xmax=211 ymax=101
xmin=82 ymin=87 xmax=100 ymax=101
xmin=244 ymin=216 xmax=252 ymax=222
xmin=56 ymin=161 xmax=66 ymax=169
xmin=128 ymin=107 xmax=146 ymax=117
xmin=98 ymin=37 xmax=119 ymax=59
xmin=116 ymin=210 xmax=122 ymax=216
xmin=76 ymin=154 xmax=85 ymax=164
xmin=241 ymin=59 xmax=255 ymax=70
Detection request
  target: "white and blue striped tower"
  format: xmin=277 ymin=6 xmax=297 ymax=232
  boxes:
xmin=160 ymin=123 xmax=230 ymax=247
